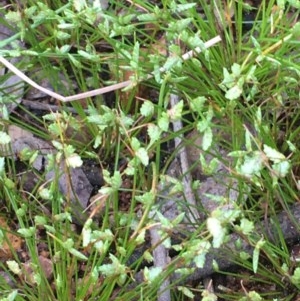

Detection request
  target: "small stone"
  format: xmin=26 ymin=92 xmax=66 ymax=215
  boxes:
xmin=0 ymin=217 xmax=22 ymax=262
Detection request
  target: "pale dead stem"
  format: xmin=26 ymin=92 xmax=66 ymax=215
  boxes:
xmin=0 ymin=35 xmax=221 ymax=102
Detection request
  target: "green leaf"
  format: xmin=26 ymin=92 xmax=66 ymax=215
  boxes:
xmin=225 ymin=85 xmax=243 ymax=100
xmin=231 ymin=63 xmax=241 ymax=77
xmin=172 ymin=212 xmax=185 ymax=226
xmin=235 ymin=218 xmax=254 ymax=235
xmin=92 ymin=231 xmax=113 ymax=253
xmin=288 ymin=0 xmax=300 ymax=9
xmin=135 ymin=229 xmax=146 ymax=245
xmin=29 ymin=151 xmax=39 ymax=165
xmin=44 ymin=225 xmax=56 ymax=233
xmin=160 ymin=175 xmax=183 ymax=194
xmin=228 ymin=150 xmax=247 ymax=157
xmin=17 ymin=227 xmax=36 ymax=238
xmin=201 ymin=289 xmax=218 ymax=301
xmin=291 ymin=267 xmax=300 ymax=285
xmin=55 ymin=30 xmax=71 ymax=40
xmin=91 ymin=267 xmax=99 ymax=283
xmin=93 ymin=134 xmax=102 ymax=149
xmin=69 ymin=248 xmax=88 ymax=260
xmin=0 ymin=157 xmax=5 ymax=175
xmin=24 ymin=5 xmax=37 ymax=17
xmin=189 ymin=96 xmax=206 ymax=112
xmin=200 ymin=154 xmax=219 ymax=175
xmin=245 ymin=128 xmax=252 ymax=151
xmin=5 ymin=11 xmax=21 ymax=23
xmin=253 ymin=238 xmax=265 ymax=273
xmin=143 ymin=251 xmax=153 ymax=262
xmin=292 ymin=21 xmax=300 ymax=38
xmin=34 ymin=215 xmax=47 ymax=226
xmin=48 ymin=123 xmax=63 ymax=137
xmin=207 ymin=217 xmax=226 ymax=248
xmin=239 ymin=152 xmax=263 ymax=177
xmin=169 ymin=18 xmax=192 ymax=32
xmin=78 ymin=50 xmax=99 ymax=62
xmin=110 ymin=24 xmax=134 ymax=38
xmin=175 ymin=267 xmax=195 ymax=275
xmin=65 ymin=153 xmax=83 ymax=168
xmin=162 ymin=56 xmax=181 ymax=71
xmin=116 ymin=246 xmax=126 ymax=257
xmin=103 ymin=170 xmax=122 ymax=190
xmin=98 ymin=254 xmax=126 ymax=278
xmin=82 ymin=218 xmax=93 ymax=247
xmin=245 ymin=65 xmax=257 ymax=82
xmin=212 ymin=207 xmax=241 ymax=223
xmin=140 ymin=101 xmax=154 ymax=117
xmin=62 ymin=238 xmax=74 ymax=249
xmin=135 ymin=191 xmax=155 ymax=206
xmin=124 ymin=159 xmax=135 ymax=175
xmin=68 ymin=53 xmax=82 ymax=68
xmin=3 ymin=290 xmax=18 ymax=301
xmin=255 ymin=107 xmax=262 ymax=127
xmin=0 ymin=105 xmax=9 ymax=120
xmin=130 ymin=42 xmax=140 ymax=69
xmin=281 ymin=263 xmax=289 ymax=273
xmin=272 ymin=161 xmax=290 ymax=178
xmin=173 ymin=3 xmax=196 ymax=13
xmin=135 ymin=147 xmax=149 ymax=166
xmin=130 ymin=137 xmax=141 ymax=151
xmin=168 ymin=100 xmax=183 ymax=120
xmin=212 ymin=260 xmax=219 ymax=271
xmin=57 ymin=44 xmax=71 ymax=54
xmin=177 ymin=286 xmax=195 ymax=299
xmin=220 ymin=67 xmax=234 ymax=89
xmin=51 ymin=140 xmax=63 ymax=150
xmin=147 ymin=124 xmax=162 ymax=146
xmin=251 ymin=36 xmax=261 ymax=52
xmin=239 ymin=291 xmax=263 ymax=301
xmin=287 ymin=140 xmax=297 ymax=152
xmin=158 ymin=112 xmax=169 ymax=131
xmin=240 ymin=251 xmax=251 ymax=260
xmin=277 ymin=0 xmax=286 ymax=9
xmin=53 ymin=213 xmax=71 ymax=223
xmin=156 ymin=211 xmax=173 ymax=229
xmin=263 ymin=144 xmax=286 ymax=163
xmin=4 ymin=178 xmax=15 ymax=189
xmin=194 ymin=241 xmax=211 ymax=268
xmin=111 ymin=171 xmax=122 ymax=189
xmin=16 ymin=204 xmax=26 ymax=217
xmin=0 ymin=231 xmax=3 ymax=247
xmin=202 ymin=127 xmax=213 ymax=151
xmin=58 ymin=23 xmax=76 ymax=30
xmin=143 ymin=266 xmax=162 ymax=283
xmin=6 ymin=261 xmax=21 ymax=275
xmin=197 ymin=118 xmax=210 ymax=132
xmin=137 ymin=13 xmax=157 ymax=22
xmin=73 ymin=0 xmax=87 ymax=11
xmin=0 ymin=132 xmax=11 ymax=144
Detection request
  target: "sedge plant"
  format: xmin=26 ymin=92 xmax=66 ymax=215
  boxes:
xmin=0 ymin=0 xmax=300 ymax=300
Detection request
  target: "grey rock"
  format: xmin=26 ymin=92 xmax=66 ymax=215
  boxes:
xmin=0 ymin=271 xmax=16 ymax=288
xmin=8 ymin=132 xmax=92 ymax=224
xmin=0 ymin=13 xmax=25 ymax=116
xmin=26 ymin=69 xmax=76 ymax=100
xmin=157 ymin=128 xmax=242 ymax=225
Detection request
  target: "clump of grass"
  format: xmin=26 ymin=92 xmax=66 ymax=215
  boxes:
xmin=0 ymin=0 xmax=300 ymax=300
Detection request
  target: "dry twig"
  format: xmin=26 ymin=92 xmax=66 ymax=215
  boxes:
xmin=0 ymin=36 xmax=221 ymax=102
